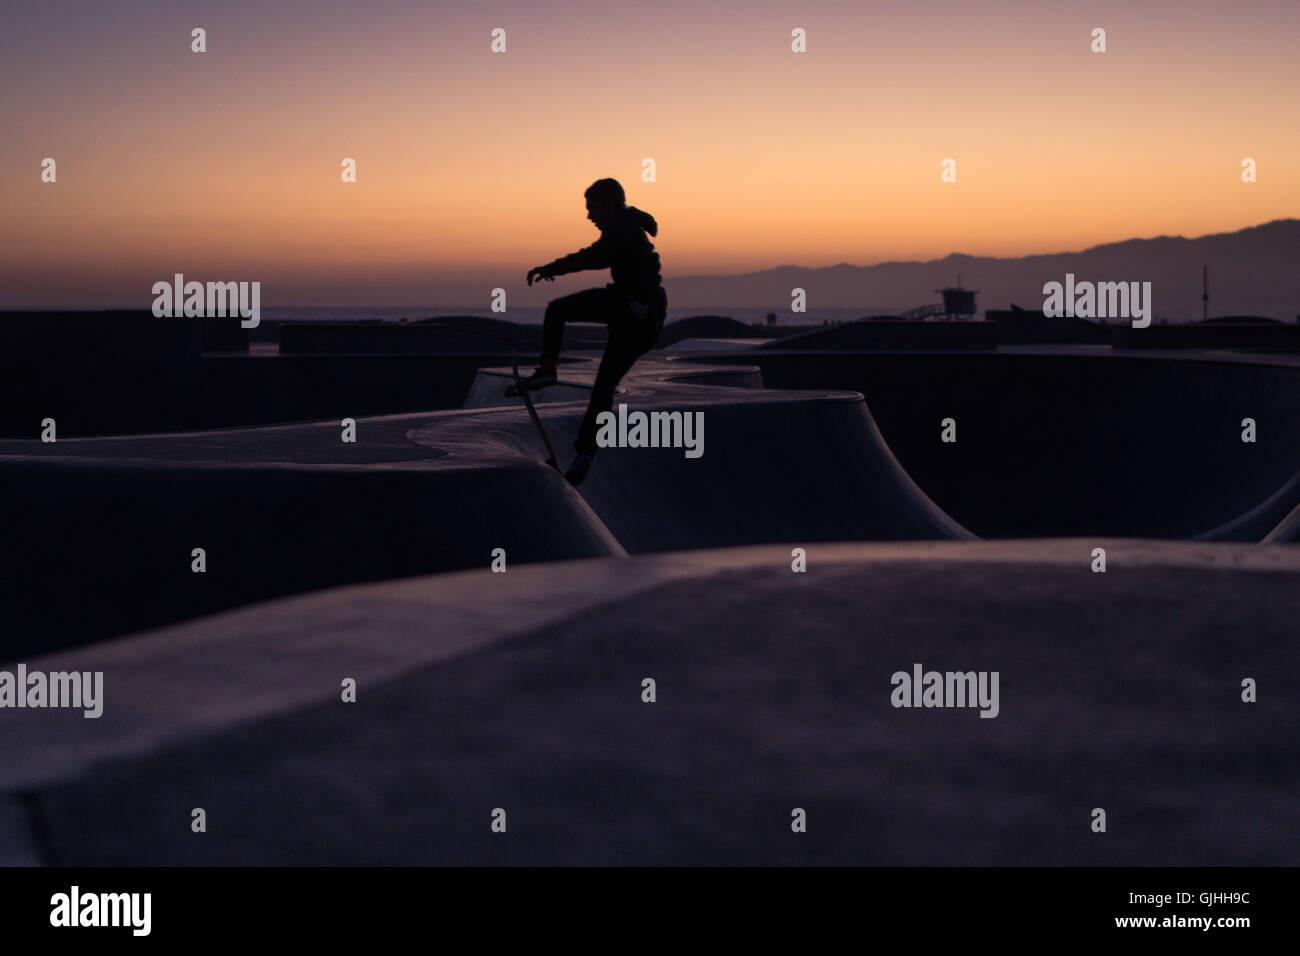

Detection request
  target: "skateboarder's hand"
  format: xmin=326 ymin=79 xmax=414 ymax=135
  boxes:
xmin=527 ymin=266 xmax=555 ymax=286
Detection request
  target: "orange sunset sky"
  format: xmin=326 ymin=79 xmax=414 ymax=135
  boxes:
xmin=2 ymin=0 xmax=1297 ymax=307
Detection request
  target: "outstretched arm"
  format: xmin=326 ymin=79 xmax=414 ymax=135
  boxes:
xmin=527 ymin=236 xmax=612 ymax=285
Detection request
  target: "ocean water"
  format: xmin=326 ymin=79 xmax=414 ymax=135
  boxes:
xmin=264 ymin=306 xmax=945 ymax=327
xmin=261 ymin=306 xmax=1272 ymax=326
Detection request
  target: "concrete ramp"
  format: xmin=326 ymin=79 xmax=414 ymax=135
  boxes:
xmin=679 ymin=349 xmax=1300 ymax=539
xmin=0 ymin=353 xmax=970 ymax=656
xmin=659 ymin=363 xmax=764 ymax=389
xmin=1197 ymin=467 xmax=1300 ymax=542
xmin=0 ymin=414 xmax=624 ymax=659
xmin=661 ymin=338 xmax=772 ymax=352
xmin=1264 ymin=500 xmax=1300 ymax=542
xmin=567 ymin=395 xmax=973 ymax=550
xmin=414 ymin=359 xmax=973 ymax=552
xmin=2 ymin=540 xmax=1296 ymax=865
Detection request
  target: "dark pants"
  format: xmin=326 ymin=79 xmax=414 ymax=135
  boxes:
xmin=541 ymin=285 xmax=667 ymax=454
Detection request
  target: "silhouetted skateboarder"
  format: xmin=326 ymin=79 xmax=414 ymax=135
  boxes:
xmin=514 ymin=178 xmax=667 ymax=485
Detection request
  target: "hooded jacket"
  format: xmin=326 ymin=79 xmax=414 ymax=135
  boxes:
xmin=543 ymin=205 xmax=664 ymax=305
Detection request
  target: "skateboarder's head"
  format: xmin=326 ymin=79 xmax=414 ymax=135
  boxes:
xmin=584 ymin=178 xmax=625 ymax=229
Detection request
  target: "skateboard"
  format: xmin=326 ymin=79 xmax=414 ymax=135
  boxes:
xmin=510 ymin=352 xmax=559 ymax=472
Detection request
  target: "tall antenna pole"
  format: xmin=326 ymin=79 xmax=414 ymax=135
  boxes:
xmin=1202 ymin=265 xmax=1209 ymax=322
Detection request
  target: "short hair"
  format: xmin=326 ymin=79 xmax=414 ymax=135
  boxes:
xmin=584 ymin=178 xmax=625 ymax=206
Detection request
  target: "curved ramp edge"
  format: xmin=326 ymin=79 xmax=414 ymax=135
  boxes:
xmin=1197 ymin=467 xmax=1300 ymax=542
xmin=1264 ymin=499 xmax=1300 ymax=542
xmin=0 ymin=451 xmax=623 ymax=659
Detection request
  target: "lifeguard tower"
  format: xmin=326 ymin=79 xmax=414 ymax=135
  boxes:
xmin=900 ymin=275 xmax=980 ymax=320
xmin=937 ymin=275 xmax=978 ymax=320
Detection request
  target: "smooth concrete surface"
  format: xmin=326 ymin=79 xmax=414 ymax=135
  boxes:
xmin=674 ymin=347 xmax=1300 ymax=539
xmin=1264 ymin=500 xmax=1300 ymax=542
xmin=1 ymin=540 xmax=1295 ymax=865
xmin=0 ymin=355 xmax=968 ymax=656
xmin=3 ymin=345 xmax=1295 ymax=661
xmin=461 ymin=368 xmax=598 ymax=408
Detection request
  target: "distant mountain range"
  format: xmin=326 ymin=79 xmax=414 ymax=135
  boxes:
xmin=669 ymin=219 xmax=1300 ymax=318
